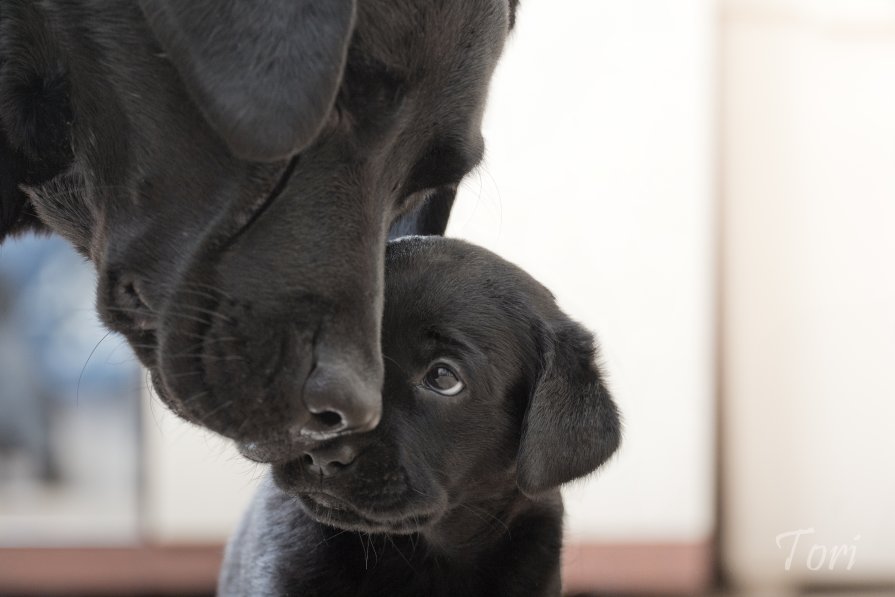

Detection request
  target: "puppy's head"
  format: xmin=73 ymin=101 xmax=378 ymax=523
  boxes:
xmin=274 ymin=236 xmax=621 ymax=534
xmin=0 ymin=1 xmax=519 ymax=457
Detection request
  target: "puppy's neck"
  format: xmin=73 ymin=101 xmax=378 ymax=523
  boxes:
xmin=421 ymin=487 xmax=563 ymax=561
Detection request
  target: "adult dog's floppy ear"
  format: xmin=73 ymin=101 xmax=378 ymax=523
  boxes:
xmin=138 ymin=0 xmax=356 ymax=162
xmin=516 ymin=318 xmax=621 ymax=496
xmin=1 ymin=2 xmax=71 ymax=242
xmin=0 ymin=130 xmax=39 ymax=242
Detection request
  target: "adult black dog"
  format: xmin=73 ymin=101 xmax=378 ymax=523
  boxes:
xmin=0 ymin=1 xmax=519 ymax=469
xmin=220 ymin=237 xmax=622 ymax=597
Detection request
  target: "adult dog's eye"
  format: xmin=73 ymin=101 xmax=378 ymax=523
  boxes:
xmin=423 ymin=364 xmax=465 ymax=396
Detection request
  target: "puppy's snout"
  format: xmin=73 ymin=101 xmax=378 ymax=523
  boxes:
xmin=296 ymin=360 xmax=382 ymax=440
xmin=302 ymin=443 xmax=359 ymax=478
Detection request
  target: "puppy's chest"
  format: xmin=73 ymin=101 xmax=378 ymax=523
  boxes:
xmin=290 ymin=536 xmax=497 ymax=597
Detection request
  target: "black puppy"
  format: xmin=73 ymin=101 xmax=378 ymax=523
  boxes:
xmin=220 ymin=237 xmax=621 ymax=597
xmin=0 ymin=0 xmax=518 ymax=467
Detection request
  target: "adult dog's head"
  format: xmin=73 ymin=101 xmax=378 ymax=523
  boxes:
xmin=274 ymin=237 xmax=621 ymax=534
xmin=0 ymin=0 xmax=518 ymax=459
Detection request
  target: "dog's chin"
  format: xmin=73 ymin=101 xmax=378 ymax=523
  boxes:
xmin=296 ymin=492 xmax=440 ymax=535
xmin=147 ymin=368 xmax=194 ymax=421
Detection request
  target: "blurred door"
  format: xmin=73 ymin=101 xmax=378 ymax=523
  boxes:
xmin=722 ymin=0 xmax=895 ymax=587
xmin=0 ymin=235 xmax=141 ymax=545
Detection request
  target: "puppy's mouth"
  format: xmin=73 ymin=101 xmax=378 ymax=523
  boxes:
xmin=297 ymin=491 xmax=439 ymax=535
xmin=273 ymin=457 xmax=445 ymax=534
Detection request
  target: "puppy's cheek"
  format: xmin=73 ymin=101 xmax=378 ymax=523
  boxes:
xmin=402 ymin=463 xmax=449 ymax=513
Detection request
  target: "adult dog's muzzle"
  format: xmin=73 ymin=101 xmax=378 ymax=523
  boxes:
xmin=99 ymin=160 xmax=388 ymax=459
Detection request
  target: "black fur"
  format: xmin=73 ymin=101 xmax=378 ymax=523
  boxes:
xmin=0 ymin=0 xmax=519 ymax=466
xmin=387 ymin=187 xmax=457 ymax=238
xmin=0 ymin=0 xmax=73 ymax=237
xmin=220 ymin=237 xmax=621 ymax=597
xmin=137 ymin=0 xmax=356 ymax=162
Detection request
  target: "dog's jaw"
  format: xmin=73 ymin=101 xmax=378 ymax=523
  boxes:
xmin=297 ymin=492 xmax=442 ymax=535
xmin=270 ymin=451 xmax=451 ymax=535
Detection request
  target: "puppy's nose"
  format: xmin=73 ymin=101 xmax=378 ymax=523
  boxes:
xmin=297 ymin=359 xmax=382 ymax=440
xmin=302 ymin=443 xmax=359 ymax=478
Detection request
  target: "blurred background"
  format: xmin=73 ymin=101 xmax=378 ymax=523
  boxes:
xmin=1 ymin=0 xmax=894 ymax=595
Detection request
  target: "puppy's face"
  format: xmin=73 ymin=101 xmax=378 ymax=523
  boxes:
xmin=274 ymin=237 xmax=621 ymax=534
xmin=0 ymin=1 xmax=515 ymax=458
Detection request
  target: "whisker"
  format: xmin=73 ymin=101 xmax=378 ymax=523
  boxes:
xmin=386 ymin=535 xmax=415 ymax=571
xmin=174 ymin=303 xmax=234 ymax=323
xmin=161 ymin=353 xmax=245 ymax=362
xmin=456 ymin=502 xmax=511 ymax=538
xmin=368 ymin=533 xmax=378 ymax=566
xmin=102 ymin=306 xmax=151 ymax=316
xmin=182 ymin=281 xmax=237 ymax=302
xmin=161 ymin=332 xmax=241 ymax=348
xmin=179 ymin=390 xmax=209 ymax=406
xmin=157 ymin=311 xmax=213 ymax=326
xmin=103 ymin=305 xmax=212 ymax=327
xmin=357 ymin=533 xmax=370 ymax=570
xmin=77 ymin=331 xmax=113 ymax=407
xmin=175 ymin=286 xmax=228 ymax=302
xmin=382 ymin=353 xmax=409 ymax=377
xmin=179 ymin=339 xmax=238 ymax=353
xmin=159 ymin=369 xmax=203 ymax=381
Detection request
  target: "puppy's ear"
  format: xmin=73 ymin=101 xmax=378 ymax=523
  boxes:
xmin=139 ymin=0 xmax=356 ymax=162
xmin=516 ymin=318 xmax=621 ymax=496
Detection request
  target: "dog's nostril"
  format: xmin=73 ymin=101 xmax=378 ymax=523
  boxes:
xmin=117 ymin=280 xmax=142 ymax=308
xmin=118 ymin=277 xmax=147 ymax=307
xmin=313 ymin=410 xmax=343 ymax=429
xmin=301 ymin=444 xmax=359 ymax=477
xmin=112 ymin=275 xmax=157 ymax=331
xmin=299 ymin=360 xmax=382 ymax=440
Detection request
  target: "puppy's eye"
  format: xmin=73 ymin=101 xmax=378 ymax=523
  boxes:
xmin=423 ymin=364 xmax=465 ymax=396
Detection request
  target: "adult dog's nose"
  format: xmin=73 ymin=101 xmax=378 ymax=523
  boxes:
xmin=302 ymin=443 xmax=359 ymax=478
xmin=297 ymin=358 xmax=382 ymax=440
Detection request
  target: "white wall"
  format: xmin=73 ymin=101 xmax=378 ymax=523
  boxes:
xmin=144 ymin=0 xmax=718 ymax=547
xmin=450 ymin=0 xmax=716 ymax=543
xmin=721 ymin=0 xmax=895 ymax=586
xmin=142 ymin=390 xmax=259 ymax=542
